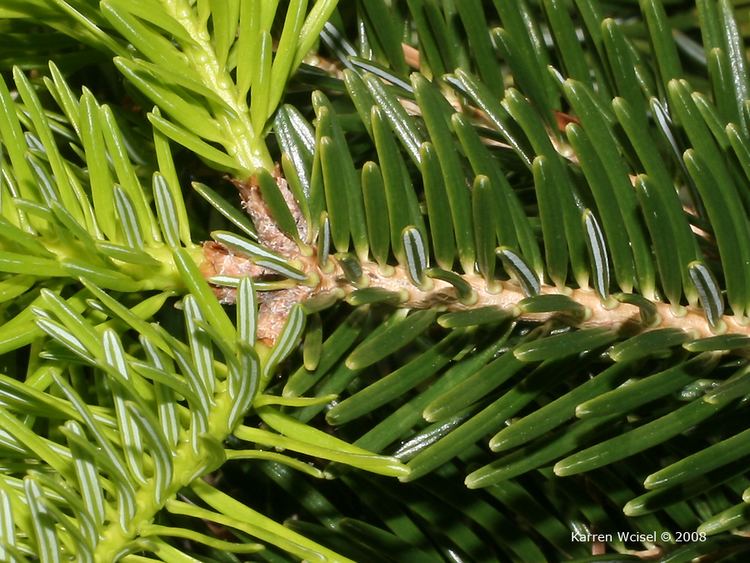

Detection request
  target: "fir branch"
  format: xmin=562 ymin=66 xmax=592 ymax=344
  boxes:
xmin=204 ymin=185 xmax=747 ymax=344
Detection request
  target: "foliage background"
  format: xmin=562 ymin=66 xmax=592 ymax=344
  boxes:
xmin=0 ymin=0 xmax=750 ymax=561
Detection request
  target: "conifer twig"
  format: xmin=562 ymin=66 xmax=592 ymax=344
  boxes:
xmin=203 ymin=177 xmax=746 ymax=344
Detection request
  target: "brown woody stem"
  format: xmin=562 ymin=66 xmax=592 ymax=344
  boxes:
xmin=204 ymin=240 xmax=749 ymax=344
xmin=202 ymin=172 xmax=747 ymax=344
